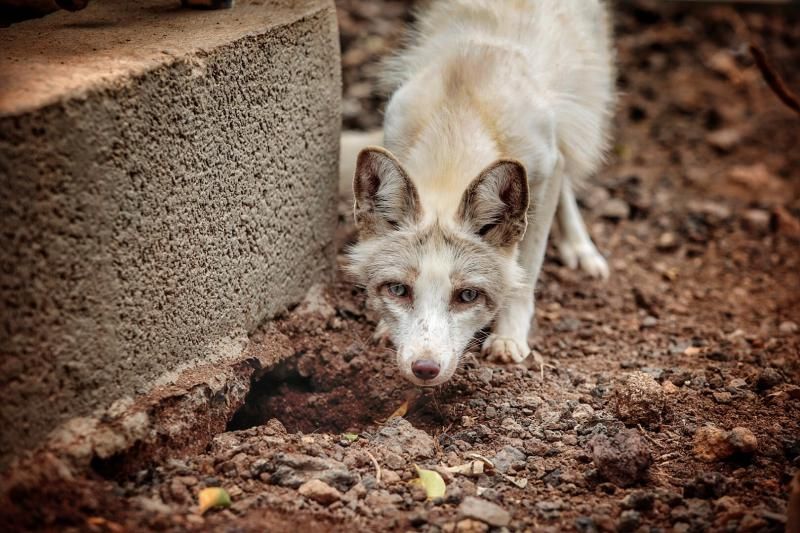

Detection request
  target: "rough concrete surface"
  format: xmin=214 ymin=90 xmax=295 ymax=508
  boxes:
xmin=0 ymin=0 xmax=341 ymax=468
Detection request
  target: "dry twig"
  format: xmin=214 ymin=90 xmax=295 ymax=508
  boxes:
xmin=748 ymin=44 xmax=800 ymax=115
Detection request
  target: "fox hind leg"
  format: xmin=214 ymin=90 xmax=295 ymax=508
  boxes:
xmin=556 ymin=178 xmax=609 ymax=280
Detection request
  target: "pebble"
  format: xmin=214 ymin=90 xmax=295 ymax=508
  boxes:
xmin=713 ymin=391 xmax=733 ymax=404
xmin=706 ymin=127 xmax=742 ymax=152
xmin=683 ymin=472 xmax=728 ymax=499
xmin=572 ymin=404 xmax=596 ymax=422
xmin=374 ymin=418 xmax=435 ymax=458
xmin=693 ymin=426 xmax=758 ymax=462
xmin=298 ymin=479 xmax=342 ymax=506
xmin=492 ymin=446 xmax=527 ymax=474
xmin=270 ymin=452 xmax=356 ymax=491
xmin=535 ymin=499 xmax=564 ymax=520
xmin=656 ymin=231 xmax=679 ymax=251
xmin=755 ymin=368 xmax=783 ymax=391
xmin=693 ymin=426 xmax=733 ymax=462
xmin=589 ymin=429 xmax=652 ymax=487
xmin=612 ymin=371 xmax=666 ymax=428
xmin=476 ymin=367 xmax=494 ymax=385
xmin=779 ymin=321 xmax=799 ymax=335
xmin=621 ymin=490 xmax=655 ymax=511
xmin=728 ymin=378 xmax=748 ymax=389
xmin=458 ymin=496 xmax=512 ymax=527
xmin=742 ymin=209 xmax=771 ymax=233
xmin=453 ymin=519 xmax=489 ymax=533
xmin=600 ymin=198 xmax=631 ymax=220
xmin=617 ymin=510 xmax=641 ymax=533
xmin=728 ymin=427 xmax=758 ymax=455
xmin=642 ymin=315 xmax=658 ymax=328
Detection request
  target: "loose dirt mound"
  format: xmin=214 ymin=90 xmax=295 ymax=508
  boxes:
xmin=2 ymin=1 xmax=799 ymax=531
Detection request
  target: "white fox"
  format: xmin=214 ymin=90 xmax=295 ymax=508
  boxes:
xmin=345 ymin=0 xmax=615 ymax=386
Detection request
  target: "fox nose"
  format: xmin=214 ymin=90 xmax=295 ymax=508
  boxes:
xmin=411 ymin=359 xmax=440 ymax=380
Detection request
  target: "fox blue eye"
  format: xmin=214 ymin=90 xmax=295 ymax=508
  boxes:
xmin=387 ymin=283 xmax=409 ymax=297
xmin=459 ymin=289 xmax=479 ymax=303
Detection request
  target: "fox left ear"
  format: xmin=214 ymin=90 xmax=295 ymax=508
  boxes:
xmin=458 ymin=160 xmax=529 ymax=248
xmin=353 ymin=147 xmax=420 ymax=237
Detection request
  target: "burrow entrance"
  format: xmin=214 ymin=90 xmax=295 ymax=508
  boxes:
xmin=226 ymin=342 xmax=478 ymax=436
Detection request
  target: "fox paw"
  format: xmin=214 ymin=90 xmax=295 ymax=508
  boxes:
xmin=481 ymin=335 xmax=530 ymax=364
xmin=558 ymin=240 xmax=609 ymax=280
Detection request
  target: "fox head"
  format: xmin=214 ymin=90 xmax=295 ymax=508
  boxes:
xmin=347 ymin=147 xmax=529 ymax=386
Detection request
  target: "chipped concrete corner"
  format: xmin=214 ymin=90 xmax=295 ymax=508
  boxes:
xmin=0 ymin=0 xmax=341 ymax=469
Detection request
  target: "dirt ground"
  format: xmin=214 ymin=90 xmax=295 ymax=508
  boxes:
xmin=3 ymin=1 xmax=800 ymax=531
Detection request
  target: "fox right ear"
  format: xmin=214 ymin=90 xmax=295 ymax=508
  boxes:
xmin=458 ymin=159 xmax=529 ymax=248
xmin=353 ymin=148 xmax=420 ymax=237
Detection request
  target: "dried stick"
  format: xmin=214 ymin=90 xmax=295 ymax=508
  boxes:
xmin=749 ymin=44 xmax=800 ymax=115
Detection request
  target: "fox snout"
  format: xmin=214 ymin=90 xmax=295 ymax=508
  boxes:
xmin=410 ymin=359 xmax=440 ymax=381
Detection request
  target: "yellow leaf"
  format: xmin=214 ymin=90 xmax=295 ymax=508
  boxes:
xmin=382 ymin=399 xmax=409 ymax=422
xmin=389 ymin=399 xmax=409 ymax=419
xmin=411 ymin=465 xmax=446 ymax=500
xmin=197 ymin=487 xmax=231 ymax=514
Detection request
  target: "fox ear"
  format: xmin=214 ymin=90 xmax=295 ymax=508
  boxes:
xmin=458 ymin=160 xmax=529 ymax=248
xmin=353 ymin=148 xmax=420 ymax=236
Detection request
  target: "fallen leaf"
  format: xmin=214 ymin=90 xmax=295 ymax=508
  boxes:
xmin=86 ymin=517 xmax=124 ymax=532
xmin=342 ymin=432 xmax=359 ymax=442
xmin=197 ymin=487 xmax=231 ymax=514
xmin=383 ymin=399 xmax=409 ymax=422
xmin=411 ymin=465 xmax=446 ymax=500
xmin=502 ymin=474 xmax=528 ymax=489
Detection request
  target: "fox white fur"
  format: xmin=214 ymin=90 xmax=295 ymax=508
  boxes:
xmin=346 ymin=0 xmax=615 ymax=386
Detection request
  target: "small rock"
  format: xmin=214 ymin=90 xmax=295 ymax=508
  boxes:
xmin=374 ymin=418 xmax=435 ymax=459
xmin=458 ymin=496 xmax=512 ymax=527
xmin=656 ymin=232 xmax=679 ymax=251
xmin=693 ymin=426 xmax=734 ymax=462
xmin=728 ymin=427 xmax=758 ymax=456
xmin=706 ymin=127 xmax=742 ymax=152
xmin=693 ymin=426 xmax=757 ymax=462
xmin=612 ymin=371 xmax=666 ymax=428
xmin=572 ymin=404 xmax=596 ymax=422
xmin=641 ymin=315 xmax=658 ymax=328
xmin=575 ymin=516 xmax=598 ymax=533
xmin=601 ymin=198 xmax=631 ymax=220
xmin=491 ymin=446 xmax=526 ymax=474
xmin=270 ymin=453 xmax=355 ymax=491
xmin=713 ymin=392 xmax=733 ymax=404
xmin=755 ymin=368 xmax=783 ymax=391
xmin=684 ymin=472 xmax=728 ymax=499
xmin=728 ymin=378 xmax=748 ymax=389
xmin=688 ymin=200 xmax=731 ymax=221
xmin=617 ymin=510 xmax=641 ymax=533
xmin=298 ymin=479 xmax=342 ymax=506
xmin=779 ymin=321 xmax=799 ymax=335
xmin=454 ymin=519 xmax=489 ymax=533
xmin=476 ymin=367 xmax=493 ymax=385
xmin=535 ymin=499 xmax=564 ymax=519
xmin=621 ymin=490 xmax=655 ymax=511
xmin=742 ymin=209 xmax=771 ymax=233
xmin=381 ymin=470 xmax=401 ymax=485
xmin=589 ymin=429 xmax=652 ymax=487
xmin=662 ymin=381 xmax=680 ymax=394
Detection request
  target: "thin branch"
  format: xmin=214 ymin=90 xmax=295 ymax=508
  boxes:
xmin=749 ymin=43 xmax=800 ymax=115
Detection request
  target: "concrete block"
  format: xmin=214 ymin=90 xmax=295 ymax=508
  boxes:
xmin=0 ymin=0 xmax=340 ymax=468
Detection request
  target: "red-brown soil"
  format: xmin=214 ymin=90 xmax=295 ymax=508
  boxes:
xmin=2 ymin=1 xmax=799 ymax=531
